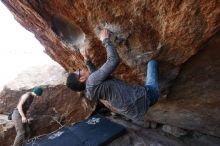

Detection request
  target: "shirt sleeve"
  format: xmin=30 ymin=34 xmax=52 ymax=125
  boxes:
xmin=87 ymin=38 xmax=120 ymax=86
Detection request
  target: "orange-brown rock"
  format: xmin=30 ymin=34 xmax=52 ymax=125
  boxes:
xmin=2 ymin=0 xmax=219 ymax=87
xmin=0 ymin=64 xmax=95 ymax=124
xmin=0 ymin=64 xmax=95 ymax=145
xmin=1 ymin=0 xmax=220 ymax=141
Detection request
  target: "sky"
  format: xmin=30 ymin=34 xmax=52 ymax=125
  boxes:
xmin=0 ymin=2 xmax=55 ymax=88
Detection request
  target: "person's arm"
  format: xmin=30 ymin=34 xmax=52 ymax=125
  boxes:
xmin=88 ymin=29 xmax=120 ymax=85
xmin=85 ymin=60 xmax=96 ymax=73
xmin=17 ymin=93 xmax=29 ymax=123
xmin=80 ymin=48 xmax=96 ymax=73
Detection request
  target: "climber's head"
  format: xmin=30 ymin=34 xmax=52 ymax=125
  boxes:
xmin=32 ymin=87 xmax=43 ymax=96
xmin=66 ymin=68 xmax=89 ymax=91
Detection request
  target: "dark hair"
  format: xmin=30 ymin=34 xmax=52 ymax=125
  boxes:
xmin=66 ymin=73 xmax=85 ymax=91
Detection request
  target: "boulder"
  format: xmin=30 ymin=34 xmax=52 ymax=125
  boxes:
xmin=162 ymin=125 xmax=187 ymax=137
xmin=145 ymin=32 xmax=220 ymax=137
xmin=0 ymin=114 xmax=14 ymax=146
xmin=1 ymin=0 xmax=220 ymax=140
xmin=2 ymin=0 xmax=219 ymax=92
xmin=108 ymin=117 xmax=220 ymax=146
xmin=0 ymin=64 xmax=95 ymax=145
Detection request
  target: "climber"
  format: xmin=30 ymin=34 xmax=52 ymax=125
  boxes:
xmin=66 ymin=29 xmax=160 ymax=123
xmin=12 ymin=87 xmax=43 ymax=146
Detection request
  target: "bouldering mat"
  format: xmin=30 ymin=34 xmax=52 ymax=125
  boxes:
xmin=25 ymin=115 xmax=125 ymax=146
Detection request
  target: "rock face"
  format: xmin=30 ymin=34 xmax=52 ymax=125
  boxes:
xmin=0 ymin=64 xmax=95 ymax=122
xmin=0 ymin=115 xmax=14 ymax=146
xmin=107 ymin=117 xmax=220 ymax=146
xmin=2 ymin=0 xmax=219 ymax=89
xmin=1 ymin=0 xmax=220 ymax=141
xmin=0 ymin=64 xmax=95 ymax=145
xmin=145 ymin=32 xmax=220 ymax=137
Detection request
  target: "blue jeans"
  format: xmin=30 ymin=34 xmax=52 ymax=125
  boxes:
xmin=145 ymin=60 xmax=160 ymax=106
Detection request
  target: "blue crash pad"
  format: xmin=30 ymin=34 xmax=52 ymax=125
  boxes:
xmin=25 ymin=115 xmax=125 ymax=146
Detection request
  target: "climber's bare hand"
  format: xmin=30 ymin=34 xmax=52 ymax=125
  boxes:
xmin=80 ymin=48 xmax=89 ymax=61
xmin=100 ymin=29 xmax=110 ymax=42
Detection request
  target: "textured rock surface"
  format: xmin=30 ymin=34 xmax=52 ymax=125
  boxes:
xmin=0 ymin=115 xmax=14 ymax=146
xmin=0 ymin=64 xmax=95 ymax=145
xmin=0 ymin=64 xmax=95 ymax=121
xmin=146 ymin=32 xmax=220 ymax=137
xmin=1 ymin=0 xmax=220 ymax=141
xmin=107 ymin=117 xmax=220 ymax=146
xmin=108 ymin=117 xmax=185 ymax=146
xmin=2 ymin=0 xmax=219 ymax=91
xmin=162 ymin=124 xmax=187 ymax=137
xmin=2 ymin=114 xmax=220 ymax=146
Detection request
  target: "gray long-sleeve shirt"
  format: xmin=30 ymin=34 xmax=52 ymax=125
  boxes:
xmin=85 ymin=38 xmax=150 ymax=121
